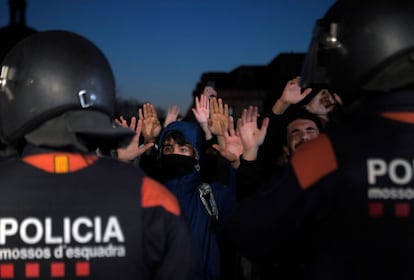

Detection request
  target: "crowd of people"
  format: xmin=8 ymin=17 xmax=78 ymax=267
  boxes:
xmin=0 ymin=0 xmax=413 ymax=279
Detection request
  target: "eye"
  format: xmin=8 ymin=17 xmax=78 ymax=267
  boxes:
xmin=290 ymin=130 xmax=300 ymax=137
xmin=180 ymin=146 xmax=190 ymax=153
xmin=306 ymin=127 xmax=318 ymax=133
xmin=163 ymin=146 xmax=173 ymax=154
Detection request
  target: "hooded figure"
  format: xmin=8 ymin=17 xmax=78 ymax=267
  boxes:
xmin=157 ymin=121 xmax=237 ymax=280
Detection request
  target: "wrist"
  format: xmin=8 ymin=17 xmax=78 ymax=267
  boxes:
xmin=144 ymin=137 xmax=156 ymax=144
xmin=243 ymin=148 xmax=259 ymax=161
xmin=230 ymin=159 xmax=240 ymax=169
xmin=272 ymin=99 xmax=289 ymax=115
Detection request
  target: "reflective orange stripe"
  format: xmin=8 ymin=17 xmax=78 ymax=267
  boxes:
xmin=141 ymin=177 xmax=181 ymax=216
xmin=23 ymin=153 xmax=98 ymax=173
xmin=381 ymin=112 xmax=414 ymax=124
xmin=291 ymin=133 xmax=338 ymax=190
xmin=24 ymin=154 xmax=181 ymax=215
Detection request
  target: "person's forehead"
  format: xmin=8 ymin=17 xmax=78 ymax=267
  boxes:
xmin=287 ymin=118 xmax=317 ymax=130
xmin=163 ymin=138 xmax=192 ymax=147
xmin=163 ymin=138 xmax=175 ymax=144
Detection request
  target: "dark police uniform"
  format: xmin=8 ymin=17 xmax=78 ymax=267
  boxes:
xmin=225 ymin=92 xmax=414 ymax=279
xmin=0 ymin=152 xmax=198 ymax=279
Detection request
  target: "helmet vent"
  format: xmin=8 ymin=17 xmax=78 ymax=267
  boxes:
xmin=0 ymin=66 xmax=14 ymax=101
xmin=78 ymin=90 xmax=97 ymax=108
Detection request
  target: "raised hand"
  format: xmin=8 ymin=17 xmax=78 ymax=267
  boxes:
xmin=139 ymin=103 xmax=162 ymax=144
xmin=192 ymin=95 xmax=212 ymax=140
xmin=116 ymin=116 xmax=154 ymax=162
xmin=163 ymin=104 xmax=180 ymax=128
xmin=272 ymin=76 xmax=313 ymax=114
xmin=208 ymin=98 xmax=229 ymax=136
xmin=237 ymin=106 xmax=269 ymax=161
xmin=192 ymin=95 xmax=210 ymax=124
xmin=212 ymin=116 xmax=243 ymax=168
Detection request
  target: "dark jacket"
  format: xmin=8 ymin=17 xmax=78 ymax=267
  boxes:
xmin=158 ymin=121 xmax=237 ymax=280
xmin=225 ymin=90 xmax=414 ymax=279
xmin=0 ymin=150 xmax=198 ymax=279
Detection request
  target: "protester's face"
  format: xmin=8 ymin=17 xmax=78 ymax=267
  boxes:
xmin=286 ymin=119 xmax=320 ymax=154
xmin=162 ymin=138 xmax=194 ymax=157
xmin=305 ymin=89 xmax=339 ymax=117
xmin=202 ymin=86 xmax=218 ymax=99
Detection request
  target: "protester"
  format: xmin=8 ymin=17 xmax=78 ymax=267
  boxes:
xmin=140 ymin=120 xmax=237 ymax=280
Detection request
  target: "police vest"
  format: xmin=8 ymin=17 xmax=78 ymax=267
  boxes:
xmin=0 ymin=157 xmax=149 ymax=279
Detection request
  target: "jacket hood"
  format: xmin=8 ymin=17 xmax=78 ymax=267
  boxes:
xmin=158 ymin=121 xmax=203 ymax=161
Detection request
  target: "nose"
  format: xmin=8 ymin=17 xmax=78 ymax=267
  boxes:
xmin=172 ymin=146 xmax=181 ymax=154
xmin=300 ymin=131 xmax=311 ymax=142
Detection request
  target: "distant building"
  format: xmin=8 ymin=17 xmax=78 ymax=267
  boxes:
xmin=192 ymin=52 xmax=305 ymax=118
xmin=0 ymin=0 xmax=37 ymax=61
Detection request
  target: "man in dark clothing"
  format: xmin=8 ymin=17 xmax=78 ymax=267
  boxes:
xmin=0 ymin=30 xmax=198 ymax=279
xmin=224 ymin=1 xmax=414 ymax=279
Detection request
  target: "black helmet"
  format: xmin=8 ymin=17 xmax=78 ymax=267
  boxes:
xmin=0 ymin=30 xmax=133 ymax=147
xmin=300 ymin=0 xmax=414 ymax=103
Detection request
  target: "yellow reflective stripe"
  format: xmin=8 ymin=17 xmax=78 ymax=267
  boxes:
xmin=54 ymin=155 xmax=69 ymax=173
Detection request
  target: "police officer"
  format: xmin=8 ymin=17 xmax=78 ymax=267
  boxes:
xmin=0 ymin=30 xmax=198 ymax=279
xmin=224 ymin=1 xmax=414 ymax=279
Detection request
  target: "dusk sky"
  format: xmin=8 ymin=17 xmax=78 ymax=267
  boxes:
xmin=0 ymin=0 xmax=335 ymax=113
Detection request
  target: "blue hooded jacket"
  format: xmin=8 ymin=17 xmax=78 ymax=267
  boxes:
xmin=158 ymin=121 xmax=236 ymax=280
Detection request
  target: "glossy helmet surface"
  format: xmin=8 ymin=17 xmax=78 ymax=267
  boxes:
xmin=300 ymin=0 xmax=414 ymax=103
xmin=0 ymin=30 xmax=117 ymax=144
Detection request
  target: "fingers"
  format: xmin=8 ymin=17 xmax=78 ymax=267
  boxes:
xmin=228 ymin=116 xmax=236 ymax=136
xmin=194 ymin=96 xmax=200 ymax=109
xmin=115 ymin=116 xmax=128 ymax=128
xmin=135 ymin=119 xmax=143 ymax=134
xmin=333 ymin=93 xmax=343 ymax=105
xmin=218 ymin=98 xmax=223 ymax=114
xmin=245 ymin=106 xmax=258 ymax=122
xmin=139 ymin=142 xmax=155 ymax=154
xmin=219 ymin=118 xmax=229 ymax=137
xmin=114 ymin=117 xmax=122 ymax=126
xmin=200 ymin=94 xmax=209 ymax=109
xmin=224 ymin=103 xmax=229 ymax=117
xmin=129 ymin=116 xmax=137 ymax=130
xmin=236 ymin=117 xmax=243 ymax=133
xmin=240 ymin=108 xmax=248 ymax=126
xmin=210 ymin=97 xmax=218 ymax=113
xmin=138 ymin=108 xmax=144 ymax=120
xmin=260 ymin=117 xmax=270 ymax=132
xmin=169 ymin=105 xmax=180 ymax=115
xmin=211 ymin=143 xmax=222 ymax=153
xmin=301 ymin=88 xmax=313 ymax=99
xmin=143 ymin=103 xmax=151 ymax=118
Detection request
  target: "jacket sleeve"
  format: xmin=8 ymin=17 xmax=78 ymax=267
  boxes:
xmin=224 ymin=134 xmax=339 ymax=260
xmin=236 ymin=157 xmax=264 ymax=200
xmin=141 ymin=177 xmax=199 ymax=279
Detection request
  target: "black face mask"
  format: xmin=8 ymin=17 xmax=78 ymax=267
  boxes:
xmin=159 ymin=154 xmax=198 ymax=181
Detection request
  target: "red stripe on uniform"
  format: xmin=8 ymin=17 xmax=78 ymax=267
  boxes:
xmin=291 ymin=133 xmax=338 ymax=190
xmin=141 ymin=177 xmax=181 ymax=216
xmin=23 ymin=153 xmax=98 ymax=173
xmin=381 ymin=112 xmax=414 ymax=124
